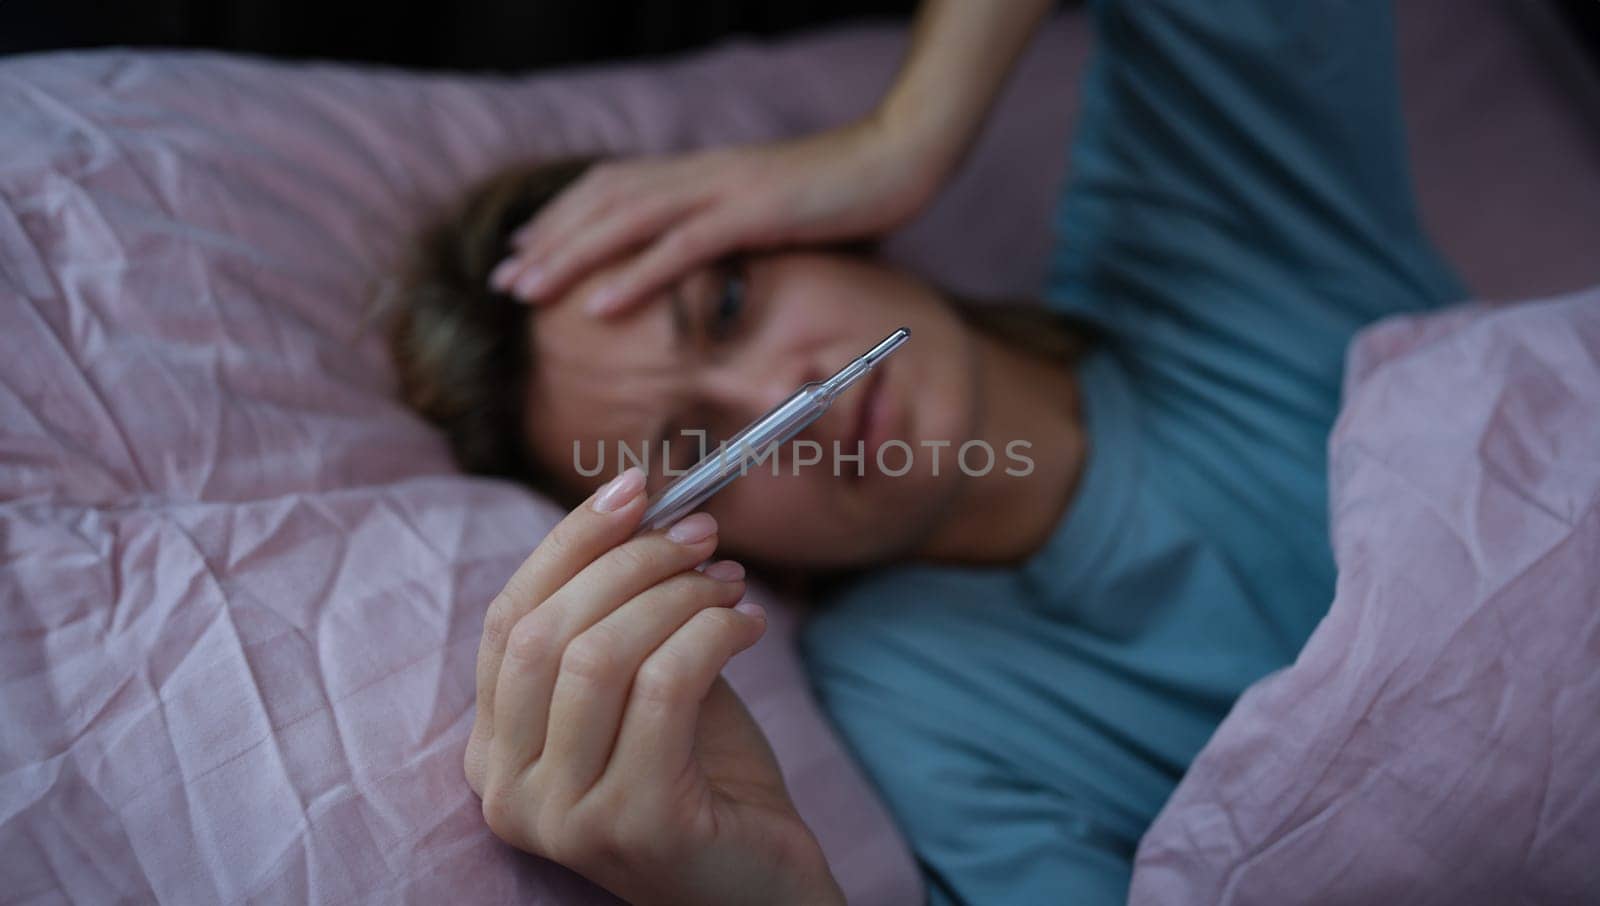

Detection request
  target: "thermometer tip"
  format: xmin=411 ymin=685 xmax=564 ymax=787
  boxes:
xmin=868 ymin=328 xmax=910 ymax=360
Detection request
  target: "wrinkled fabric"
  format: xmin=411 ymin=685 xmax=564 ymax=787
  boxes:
xmin=0 ymin=22 xmax=1093 ymax=904
xmin=1130 ymin=287 xmax=1600 ymax=904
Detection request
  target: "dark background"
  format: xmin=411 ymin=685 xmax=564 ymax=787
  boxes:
xmin=3 ymin=0 xmax=1597 ymax=73
xmin=0 ymin=0 xmax=921 ymax=71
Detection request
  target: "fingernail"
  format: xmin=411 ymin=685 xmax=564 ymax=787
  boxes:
xmin=666 ymin=512 xmax=717 ymax=544
xmin=514 ymin=266 xmax=545 ymax=299
xmin=734 ymin=600 xmax=765 ymax=620
xmin=703 ymin=559 xmax=744 ymax=582
xmin=489 ymin=259 xmax=518 ymax=291
xmin=510 ymin=225 xmax=535 ymax=248
xmin=584 ymin=285 xmax=620 ymax=316
xmin=592 ymin=467 xmax=645 ymax=513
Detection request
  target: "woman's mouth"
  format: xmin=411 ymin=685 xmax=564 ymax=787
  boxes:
xmin=848 ymin=362 xmax=895 ymax=468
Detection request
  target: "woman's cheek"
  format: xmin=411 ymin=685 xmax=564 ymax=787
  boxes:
xmin=705 ymin=475 xmax=838 ymax=560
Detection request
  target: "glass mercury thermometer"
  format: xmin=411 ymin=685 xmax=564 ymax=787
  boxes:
xmin=635 ymin=327 xmax=910 ymax=534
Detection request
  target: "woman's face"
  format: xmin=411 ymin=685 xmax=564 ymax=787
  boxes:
xmin=523 ymin=251 xmax=982 ymax=568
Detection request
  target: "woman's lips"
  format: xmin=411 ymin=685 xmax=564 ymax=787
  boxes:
xmin=848 ymin=363 xmax=896 ymax=470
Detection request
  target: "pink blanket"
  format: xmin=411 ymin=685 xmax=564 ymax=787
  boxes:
xmin=1131 ymin=289 xmax=1600 ymax=903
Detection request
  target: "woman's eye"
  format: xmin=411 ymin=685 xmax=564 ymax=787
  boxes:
xmin=707 ymin=268 xmax=746 ymax=341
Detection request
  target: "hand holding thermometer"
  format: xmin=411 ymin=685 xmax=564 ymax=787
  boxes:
xmin=636 ymin=327 xmax=910 ymax=534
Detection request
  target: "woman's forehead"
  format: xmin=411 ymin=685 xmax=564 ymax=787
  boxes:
xmin=525 ymin=296 xmax=684 ymax=458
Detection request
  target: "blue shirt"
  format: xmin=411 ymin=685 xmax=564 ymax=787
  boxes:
xmin=798 ymin=1 xmax=1463 ymax=902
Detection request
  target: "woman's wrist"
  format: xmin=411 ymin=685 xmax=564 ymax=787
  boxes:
xmin=867 ymin=0 xmax=1057 ymax=205
xmin=853 ymin=106 xmax=953 ymax=222
xmin=880 ymin=75 xmax=971 ymax=161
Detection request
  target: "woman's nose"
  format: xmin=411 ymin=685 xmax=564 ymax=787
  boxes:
xmin=700 ymin=362 xmax=821 ymax=425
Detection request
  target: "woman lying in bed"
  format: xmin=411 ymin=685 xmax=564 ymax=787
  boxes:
xmin=388 ymin=2 xmax=1464 ymax=904
xmin=391 ymin=159 xmax=1087 ymax=903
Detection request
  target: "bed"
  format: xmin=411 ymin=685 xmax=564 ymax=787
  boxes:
xmin=3 ymin=1 xmax=1598 ymax=902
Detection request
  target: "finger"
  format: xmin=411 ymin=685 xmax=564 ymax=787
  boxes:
xmin=488 ymin=247 xmax=548 ymax=301
xmin=539 ymin=560 xmax=747 ymax=802
xmin=609 ymin=598 xmax=767 ymax=797
xmin=508 ymin=160 xmax=654 ymax=292
xmin=512 ymin=165 xmax=616 ymax=259
xmin=583 ymin=215 xmax=741 ymax=317
xmin=487 ymin=168 xmax=619 ymax=297
xmin=487 ymin=251 xmax=532 ymax=297
xmin=469 ymin=466 xmax=646 ymax=782
xmin=521 ymin=155 xmax=700 ymax=260
xmin=504 ymin=193 xmax=700 ymax=306
xmin=488 ymin=512 xmax=723 ymax=785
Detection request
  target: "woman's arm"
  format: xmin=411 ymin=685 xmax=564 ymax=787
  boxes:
xmin=875 ymin=0 xmax=1058 ymax=205
xmin=492 ymin=0 xmax=1056 ymax=316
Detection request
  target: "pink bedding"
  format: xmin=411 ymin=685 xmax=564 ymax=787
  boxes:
xmin=3 ymin=1 xmax=1599 ymax=903
xmin=1131 ymin=289 xmax=1600 ymax=903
